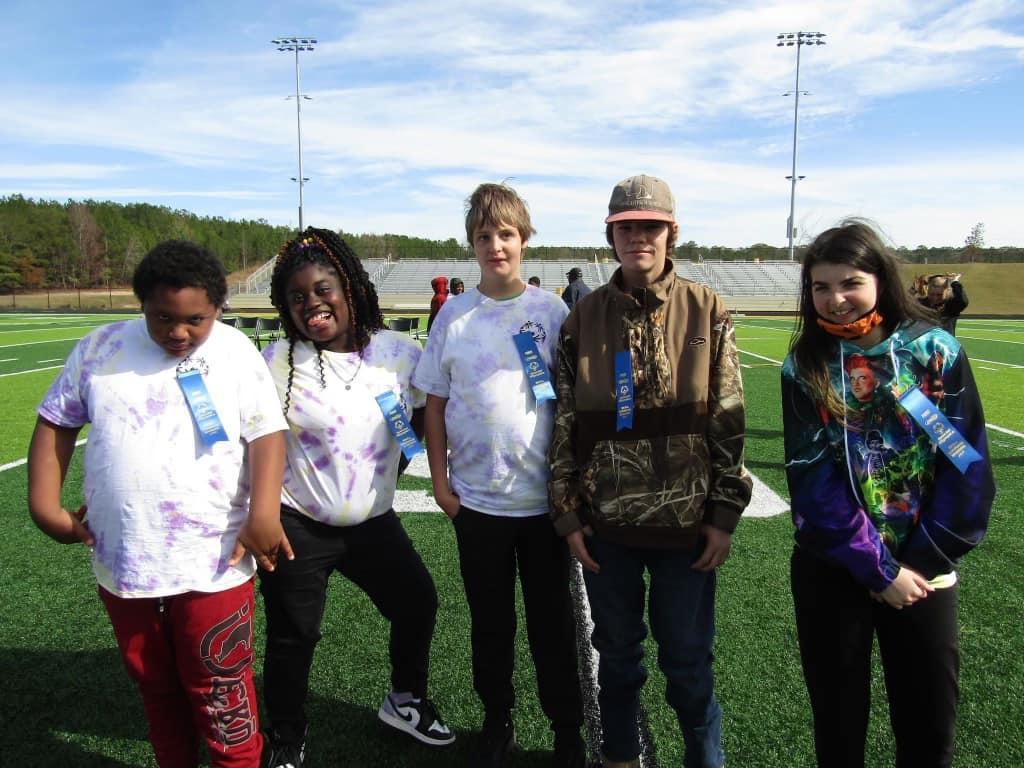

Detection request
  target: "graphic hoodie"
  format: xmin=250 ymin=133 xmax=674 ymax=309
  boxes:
xmin=782 ymin=320 xmax=994 ymax=592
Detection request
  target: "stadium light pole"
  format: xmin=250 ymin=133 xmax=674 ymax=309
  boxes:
xmin=272 ymin=36 xmax=316 ymax=233
xmin=777 ymin=31 xmax=826 ymax=260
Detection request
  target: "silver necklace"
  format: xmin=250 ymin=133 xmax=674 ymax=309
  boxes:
xmin=334 ymin=354 xmax=362 ymax=390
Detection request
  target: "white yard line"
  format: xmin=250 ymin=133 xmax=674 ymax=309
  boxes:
xmin=739 ymin=349 xmax=783 ymax=366
xmin=36 ymin=358 xmax=64 ymax=364
xmin=989 ymin=423 xmax=1024 ymax=439
xmin=0 ymin=364 xmax=62 ymax=378
xmin=958 ymin=334 xmax=1024 ymax=346
xmin=0 ymin=325 xmax=100 ymax=336
xmin=971 ymin=357 xmax=1024 ymax=370
xmin=0 ymin=337 xmax=83 ymax=349
xmin=0 ymin=438 xmax=88 ymax=473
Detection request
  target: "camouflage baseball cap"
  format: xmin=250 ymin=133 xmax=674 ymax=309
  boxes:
xmin=605 ymin=174 xmax=676 ymax=224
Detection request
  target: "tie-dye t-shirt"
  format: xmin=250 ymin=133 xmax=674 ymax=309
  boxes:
xmin=37 ymin=318 xmax=287 ymax=598
xmin=262 ymin=329 xmax=426 ymax=526
xmin=413 ymin=286 xmax=569 ymax=517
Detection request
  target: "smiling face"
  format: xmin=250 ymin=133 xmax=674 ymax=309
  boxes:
xmin=285 ymin=262 xmax=353 ymax=352
xmin=472 ymin=220 xmax=526 ymax=296
xmin=611 ymin=219 xmax=677 ymax=289
xmin=810 ymin=262 xmax=882 ymax=342
xmin=142 ymin=285 xmax=218 ymax=358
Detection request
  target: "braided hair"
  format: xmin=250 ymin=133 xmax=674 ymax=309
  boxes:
xmin=268 ymin=227 xmax=385 ymax=414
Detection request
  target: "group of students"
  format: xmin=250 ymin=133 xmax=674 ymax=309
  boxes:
xmin=27 ymin=174 xmax=994 ymax=768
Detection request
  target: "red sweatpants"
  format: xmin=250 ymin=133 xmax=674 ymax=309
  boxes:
xmin=100 ymin=580 xmax=263 ymax=768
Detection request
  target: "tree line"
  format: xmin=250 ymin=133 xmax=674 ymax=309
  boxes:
xmin=1 ymin=196 xmax=1019 ymax=292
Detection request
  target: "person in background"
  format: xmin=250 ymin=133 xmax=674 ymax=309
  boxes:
xmin=918 ymin=273 xmax=968 ymax=335
xmin=450 ymin=277 xmax=466 ymax=296
xmin=428 ymin=275 xmax=450 ymax=333
xmin=562 ymin=267 xmax=591 ymax=310
xmin=28 ymin=240 xmax=288 ymax=768
xmin=783 ymin=221 xmax=993 ymax=768
xmin=549 ymin=174 xmax=751 ymax=768
xmin=529 ymin=275 xmax=542 ymax=288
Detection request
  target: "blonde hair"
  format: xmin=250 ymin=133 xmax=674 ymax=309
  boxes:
xmin=464 ymin=183 xmax=536 ymax=243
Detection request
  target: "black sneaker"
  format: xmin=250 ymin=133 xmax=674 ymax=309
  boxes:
xmin=378 ymin=691 xmax=456 ymax=746
xmin=469 ymin=717 xmax=516 ymax=768
xmin=262 ymin=728 xmax=306 ymax=768
xmin=552 ymin=728 xmax=587 ymax=768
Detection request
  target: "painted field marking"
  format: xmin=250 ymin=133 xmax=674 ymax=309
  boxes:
xmin=0 ymin=325 xmax=103 ymax=336
xmin=0 ymin=365 xmax=62 ymax=378
xmin=959 ymin=334 xmax=1024 ymax=346
xmin=0 ymin=337 xmax=84 ymax=349
xmin=0 ymin=438 xmax=88 ymax=473
xmin=739 ymin=349 xmax=783 ymax=366
xmin=398 ymin=445 xmax=791 ymax=517
xmin=978 ymin=366 xmax=998 ymax=371
xmin=0 ymin=358 xmax=15 ymax=363
xmin=989 ymin=423 xmax=1024 ymax=439
xmin=971 ymin=357 xmax=1024 ymax=370
xmin=36 ymin=358 xmax=64 ymax=364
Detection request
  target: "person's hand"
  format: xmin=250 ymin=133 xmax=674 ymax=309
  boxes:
xmin=231 ymin=517 xmax=294 ymax=572
xmin=54 ymin=504 xmax=95 ymax=546
xmin=874 ymin=566 xmax=933 ymax=609
xmin=692 ymin=525 xmax=732 ymax=571
xmin=566 ymin=527 xmax=599 ymax=573
xmin=435 ymin=488 xmax=461 ymax=520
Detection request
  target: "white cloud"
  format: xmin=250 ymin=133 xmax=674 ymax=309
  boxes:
xmin=1 ymin=1 xmax=1022 ymax=246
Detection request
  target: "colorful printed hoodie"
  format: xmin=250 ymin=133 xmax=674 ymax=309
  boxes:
xmin=782 ymin=320 xmax=994 ymax=592
xmin=549 ymin=261 xmax=752 ymax=549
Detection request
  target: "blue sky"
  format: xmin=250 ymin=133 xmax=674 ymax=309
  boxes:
xmin=2 ymin=1 xmax=1022 ymax=248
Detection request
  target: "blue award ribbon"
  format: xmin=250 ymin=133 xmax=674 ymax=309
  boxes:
xmin=375 ymin=391 xmax=424 ymax=460
xmin=512 ymin=331 xmax=555 ymax=404
xmin=897 ymin=387 xmax=982 ymax=474
xmin=177 ymin=369 xmax=229 ymax=446
xmin=614 ymin=349 xmax=634 ymax=431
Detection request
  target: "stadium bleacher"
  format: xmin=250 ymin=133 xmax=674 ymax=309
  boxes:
xmin=229 ymin=256 xmax=802 ymax=311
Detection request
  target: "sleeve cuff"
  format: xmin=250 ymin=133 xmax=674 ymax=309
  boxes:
xmin=702 ymin=503 xmax=742 ymax=534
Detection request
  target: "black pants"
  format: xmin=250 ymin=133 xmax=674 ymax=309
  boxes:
xmin=791 ymin=547 xmax=960 ymax=768
xmin=260 ymin=507 xmax=439 ymax=743
xmin=453 ymin=505 xmax=583 ymax=731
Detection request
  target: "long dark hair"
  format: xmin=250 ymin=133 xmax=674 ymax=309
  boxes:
xmin=790 ymin=219 xmax=934 ymax=418
xmin=268 ymin=227 xmax=384 ymax=414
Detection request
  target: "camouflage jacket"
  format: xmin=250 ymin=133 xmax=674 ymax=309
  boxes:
xmin=548 ymin=262 xmax=752 ymax=548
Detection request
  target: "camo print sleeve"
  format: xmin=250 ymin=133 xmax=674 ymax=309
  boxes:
xmin=703 ymin=306 xmax=753 ymax=532
xmin=548 ymin=323 xmax=584 ymax=535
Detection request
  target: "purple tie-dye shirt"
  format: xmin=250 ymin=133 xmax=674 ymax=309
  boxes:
xmin=38 ymin=319 xmax=287 ymax=598
xmin=263 ymin=329 xmax=425 ymax=526
xmin=413 ymin=286 xmax=569 ymax=516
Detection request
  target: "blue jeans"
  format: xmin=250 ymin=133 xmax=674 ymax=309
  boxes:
xmin=583 ymin=535 xmax=724 ymax=768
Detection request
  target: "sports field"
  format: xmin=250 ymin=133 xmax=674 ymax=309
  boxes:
xmin=1 ymin=312 xmax=1021 ymax=767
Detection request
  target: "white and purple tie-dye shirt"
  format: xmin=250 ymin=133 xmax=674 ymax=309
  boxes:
xmin=262 ymin=329 xmax=426 ymax=527
xmin=413 ymin=286 xmax=569 ymax=517
xmin=38 ymin=318 xmax=287 ymax=598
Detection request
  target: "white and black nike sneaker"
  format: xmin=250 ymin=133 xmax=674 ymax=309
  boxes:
xmin=378 ymin=691 xmax=456 ymax=746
